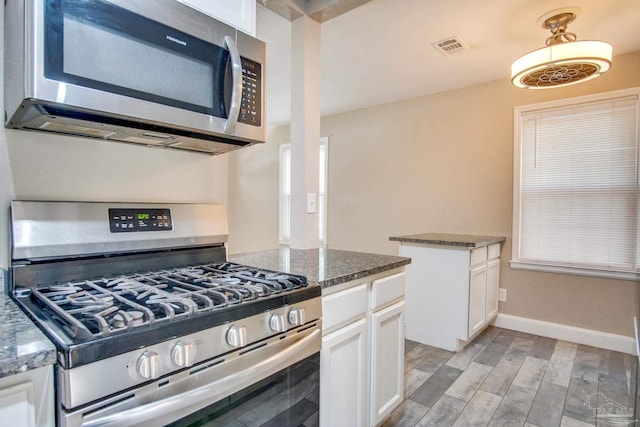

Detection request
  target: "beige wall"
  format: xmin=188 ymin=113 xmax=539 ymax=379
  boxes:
xmin=324 ymin=51 xmax=640 ymax=337
xmin=229 ymin=51 xmax=640 ymax=337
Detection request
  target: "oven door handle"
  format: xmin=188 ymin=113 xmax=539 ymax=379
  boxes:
xmin=83 ymin=328 xmax=321 ymax=427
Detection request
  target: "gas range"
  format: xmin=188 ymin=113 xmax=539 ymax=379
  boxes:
xmin=9 ymin=201 xmax=322 ymax=427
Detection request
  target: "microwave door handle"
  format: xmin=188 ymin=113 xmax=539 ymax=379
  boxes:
xmin=224 ymin=35 xmax=243 ymax=135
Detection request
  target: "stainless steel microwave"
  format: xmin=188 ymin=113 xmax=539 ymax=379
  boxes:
xmin=4 ymin=0 xmax=266 ymax=154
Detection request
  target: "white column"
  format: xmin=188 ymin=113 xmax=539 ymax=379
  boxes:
xmin=289 ymin=16 xmax=321 ymax=249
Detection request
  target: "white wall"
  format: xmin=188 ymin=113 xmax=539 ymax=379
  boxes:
xmin=226 ymin=5 xmax=292 ymax=254
xmin=0 ymin=6 xmax=228 ymax=272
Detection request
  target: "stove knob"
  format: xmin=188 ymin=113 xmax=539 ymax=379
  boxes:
xmin=269 ymin=313 xmax=287 ymax=333
xmin=137 ymin=351 xmax=161 ymax=380
xmin=226 ymin=325 xmax=247 ymax=348
xmin=288 ymin=307 xmax=306 ymax=326
xmin=171 ymin=341 xmax=196 ymax=368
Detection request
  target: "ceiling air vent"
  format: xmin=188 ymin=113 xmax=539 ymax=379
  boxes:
xmin=431 ymin=36 xmax=470 ymax=56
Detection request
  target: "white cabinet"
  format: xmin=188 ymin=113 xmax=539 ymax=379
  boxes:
xmin=320 ymin=270 xmax=405 ymax=427
xmin=369 ymin=300 xmax=404 ymax=426
xmin=0 ymin=366 xmax=54 ymax=427
xmin=399 ymin=243 xmax=501 ymax=352
xmin=176 ymin=0 xmax=256 ymax=35
xmin=486 ymin=258 xmax=500 ymax=321
xmin=321 ymin=318 xmax=368 ymax=427
xmin=468 ymin=263 xmax=487 ymax=337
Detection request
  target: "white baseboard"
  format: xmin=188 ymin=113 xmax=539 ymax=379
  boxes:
xmin=492 ymin=313 xmax=637 ymax=355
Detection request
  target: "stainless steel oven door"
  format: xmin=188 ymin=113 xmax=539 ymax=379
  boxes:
xmin=169 ymin=352 xmax=320 ymax=426
xmin=62 ymin=323 xmax=321 ymax=427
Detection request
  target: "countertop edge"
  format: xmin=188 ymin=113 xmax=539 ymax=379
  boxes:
xmin=314 ymin=258 xmax=411 ymax=289
xmin=229 ymin=248 xmax=411 ymax=291
xmin=389 ymin=234 xmax=506 ymax=248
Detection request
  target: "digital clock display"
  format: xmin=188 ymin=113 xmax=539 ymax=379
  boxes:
xmin=109 ymin=208 xmax=172 ymax=233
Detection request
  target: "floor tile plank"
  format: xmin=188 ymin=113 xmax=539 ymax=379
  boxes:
xmin=560 ymin=415 xmax=595 ymax=426
xmin=409 ymin=365 xmax=464 ymax=408
xmin=544 ymin=341 xmax=578 ymax=388
xmin=405 ymin=345 xmax=436 ymax=373
xmin=527 ymin=381 xmax=568 ymax=426
xmin=405 ymin=369 xmax=433 ymax=399
xmin=445 ymin=362 xmax=492 ymax=401
xmin=452 ymin=390 xmax=502 ymax=427
xmin=503 ymin=337 xmax=536 ymax=364
xmin=382 ymin=399 xmax=430 ymax=427
xmin=511 ymin=356 xmax=548 ymax=391
xmin=416 ymin=395 xmax=466 ymax=427
xmin=530 ymin=336 xmax=557 ymax=360
xmin=563 ymin=346 xmax=601 ymax=423
xmin=446 ymin=343 xmax=485 ymax=370
xmin=487 ymin=384 xmax=536 ymax=427
xmin=415 ymin=348 xmax=456 ymax=374
xmin=480 ymin=357 xmax=523 ymax=396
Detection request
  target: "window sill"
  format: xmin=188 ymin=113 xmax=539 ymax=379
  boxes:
xmin=509 ymin=261 xmax=640 ymax=281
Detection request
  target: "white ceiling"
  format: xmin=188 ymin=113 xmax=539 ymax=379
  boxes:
xmin=257 ymin=0 xmax=640 ymax=128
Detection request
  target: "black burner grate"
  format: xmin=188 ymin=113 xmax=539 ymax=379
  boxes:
xmin=29 ymin=262 xmax=308 ymax=340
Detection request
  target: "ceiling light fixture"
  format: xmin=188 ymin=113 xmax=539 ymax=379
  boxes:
xmin=511 ymin=8 xmax=612 ymax=89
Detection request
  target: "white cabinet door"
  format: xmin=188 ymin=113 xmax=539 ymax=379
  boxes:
xmin=176 ymin=0 xmax=256 ymax=35
xmin=320 ymin=318 xmax=367 ymax=427
xmin=370 ymin=301 xmax=405 ymax=426
xmin=0 ymin=382 xmax=35 ymax=427
xmin=0 ymin=365 xmax=53 ymax=427
xmin=486 ymin=258 xmax=500 ymax=321
xmin=468 ymin=264 xmax=486 ymax=337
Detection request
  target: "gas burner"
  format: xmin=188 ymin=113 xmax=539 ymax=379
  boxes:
xmin=111 ymin=310 xmax=144 ymax=328
xmin=28 ymin=262 xmax=309 ymax=340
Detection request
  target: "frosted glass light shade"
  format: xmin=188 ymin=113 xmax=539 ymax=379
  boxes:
xmin=511 ymin=40 xmax=612 ymax=89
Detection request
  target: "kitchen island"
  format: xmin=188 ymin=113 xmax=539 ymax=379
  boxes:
xmin=231 ymin=247 xmax=411 ymax=427
xmin=390 ymin=232 xmax=506 ymax=352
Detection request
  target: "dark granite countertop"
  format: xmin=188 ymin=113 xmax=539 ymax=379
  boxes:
xmin=389 ymin=233 xmax=506 ymax=248
xmin=229 ymin=248 xmax=411 ymax=289
xmin=0 ymin=292 xmax=56 ymax=378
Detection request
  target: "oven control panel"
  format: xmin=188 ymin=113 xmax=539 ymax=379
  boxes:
xmin=108 ymin=208 xmax=173 ymax=233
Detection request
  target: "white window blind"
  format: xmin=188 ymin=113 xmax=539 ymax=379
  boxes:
xmin=516 ymin=93 xmax=639 ymax=275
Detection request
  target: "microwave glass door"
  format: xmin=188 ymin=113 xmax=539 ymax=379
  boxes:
xmin=44 ymin=0 xmax=231 ymax=118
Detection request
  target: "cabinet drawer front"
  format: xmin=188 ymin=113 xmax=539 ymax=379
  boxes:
xmin=488 ymin=243 xmax=501 ymax=260
xmin=470 ymin=246 xmax=487 ymax=267
xmin=322 ymin=284 xmax=368 ymax=334
xmin=371 ymin=272 xmax=405 ymax=310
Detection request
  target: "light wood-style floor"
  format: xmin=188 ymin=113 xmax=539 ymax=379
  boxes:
xmin=384 ymin=327 xmax=637 ymax=427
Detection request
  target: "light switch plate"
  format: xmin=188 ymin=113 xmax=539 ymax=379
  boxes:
xmin=306 ymin=193 xmax=317 ymax=214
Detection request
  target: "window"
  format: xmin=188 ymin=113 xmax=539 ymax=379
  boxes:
xmin=279 ymin=138 xmax=329 ymax=246
xmin=279 ymin=144 xmax=292 ymax=243
xmin=318 ymin=137 xmax=329 ymax=246
xmin=512 ymin=88 xmax=639 ymax=280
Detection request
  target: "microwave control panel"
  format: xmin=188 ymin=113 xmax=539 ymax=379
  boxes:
xmin=108 ymin=208 xmax=173 ymax=233
xmin=239 ymin=57 xmax=262 ymax=127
